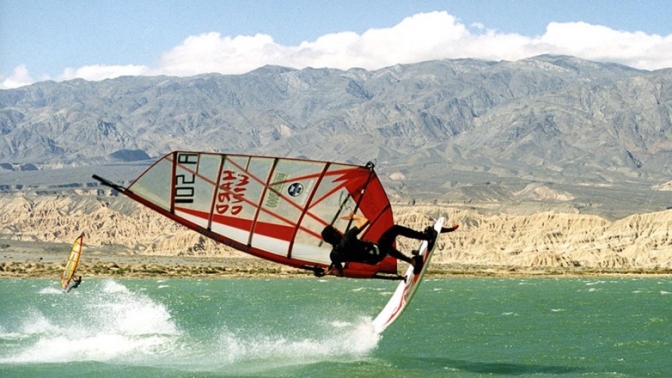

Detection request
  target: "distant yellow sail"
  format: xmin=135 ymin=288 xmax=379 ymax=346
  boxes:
xmin=60 ymin=233 xmax=84 ymax=290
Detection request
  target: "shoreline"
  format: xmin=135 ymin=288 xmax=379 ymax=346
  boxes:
xmin=3 ymin=244 xmax=672 ymax=279
xmin=2 ymin=260 xmax=671 ymax=280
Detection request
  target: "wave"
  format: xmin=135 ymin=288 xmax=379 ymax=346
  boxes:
xmin=0 ymin=279 xmax=180 ymax=364
xmin=0 ymin=279 xmax=381 ymax=373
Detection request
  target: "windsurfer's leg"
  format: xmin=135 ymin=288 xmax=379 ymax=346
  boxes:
xmin=379 ymin=225 xmax=428 ymax=257
xmin=412 ymin=254 xmax=423 ymax=274
xmin=385 ymin=247 xmax=413 ymax=264
xmin=385 ymin=247 xmax=423 ymax=274
xmin=379 ymin=226 xmax=411 ymax=261
xmin=379 ymin=225 xmax=429 ymax=245
xmin=378 ymin=225 xmax=429 ymax=274
xmin=381 ymin=224 xmax=436 ymax=250
xmin=380 ymin=224 xmax=436 ymax=240
xmin=329 ymin=251 xmax=345 ymax=276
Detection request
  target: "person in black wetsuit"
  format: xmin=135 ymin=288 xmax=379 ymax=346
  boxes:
xmin=67 ymin=275 xmax=82 ymax=293
xmin=321 ymin=211 xmax=458 ymax=277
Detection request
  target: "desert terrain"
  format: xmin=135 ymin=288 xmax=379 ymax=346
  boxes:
xmin=1 ymin=188 xmax=671 ymax=279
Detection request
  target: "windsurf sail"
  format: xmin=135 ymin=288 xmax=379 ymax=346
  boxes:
xmin=61 ymin=233 xmax=85 ymax=290
xmin=93 ymin=152 xmax=399 ymax=279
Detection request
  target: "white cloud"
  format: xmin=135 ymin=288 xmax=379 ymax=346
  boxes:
xmin=1 ymin=64 xmax=35 ymax=89
xmin=1 ymin=63 xmax=150 ymax=89
xmin=59 ymin=64 xmax=150 ymax=82
xmin=156 ymin=11 xmax=476 ymax=73
xmin=536 ymin=21 xmax=672 ymax=69
xmin=156 ymin=32 xmax=282 ymax=76
xmin=153 ymin=11 xmax=672 ymax=76
xmin=5 ymin=11 xmax=672 ymax=88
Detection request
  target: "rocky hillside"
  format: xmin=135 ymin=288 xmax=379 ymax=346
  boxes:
xmin=3 ymin=55 xmax=672 ymax=220
xmin=2 ymin=190 xmax=670 ymax=272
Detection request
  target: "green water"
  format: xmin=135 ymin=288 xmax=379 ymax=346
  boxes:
xmin=0 ymin=277 xmax=670 ymax=377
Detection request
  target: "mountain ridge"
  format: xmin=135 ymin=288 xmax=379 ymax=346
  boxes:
xmin=2 ymin=54 xmax=672 ymax=219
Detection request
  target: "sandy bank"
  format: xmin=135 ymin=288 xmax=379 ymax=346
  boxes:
xmin=2 ymin=247 xmax=670 ymax=279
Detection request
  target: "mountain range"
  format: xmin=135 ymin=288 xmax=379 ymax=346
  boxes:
xmin=2 ymin=54 xmax=672 ymax=220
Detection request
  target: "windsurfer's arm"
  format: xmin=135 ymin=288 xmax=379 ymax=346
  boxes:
xmin=342 ymin=211 xmax=369 ymax=229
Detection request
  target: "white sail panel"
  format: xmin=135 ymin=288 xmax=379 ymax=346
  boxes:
xmin=173 ymin=152 xmax=221 ymax=229
xmin=252 ymin=159 xmax=323 ymax=253
xmin=290 ymin=242 xmax=332 ymax=264
xmin=210 ymin=221 xmax=254 ymax=246
xmin=209 ymin=155 xmax=274 ymax=246
xmin=213 ymin=155 xmax=256 ymax=220
xmin=253 ymin=234 xmax=291 ymax=258
xmin=129 ymin=157 xmax=173 ymax=211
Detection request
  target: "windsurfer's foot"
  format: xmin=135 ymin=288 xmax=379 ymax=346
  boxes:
xmin=424 ymin=226 xmax=437 ymax=240
xmin=424 ymin=226 xmax=437 ymax=251
xmin=412 ymin=255 xmax=423 ymax=274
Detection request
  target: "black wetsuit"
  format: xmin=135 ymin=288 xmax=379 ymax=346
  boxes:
xmin=330 ymin=224 xmax=428 ymax=267
xmin=67 ymin=277 xmax=82 ymax=292
xmin=329 ymin=224 xmax=381 ymax=266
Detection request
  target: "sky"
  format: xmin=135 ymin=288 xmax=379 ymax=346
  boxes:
xmin=2 ymin=0 xmax=672 ymax=89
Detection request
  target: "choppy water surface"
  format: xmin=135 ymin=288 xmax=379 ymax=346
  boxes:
xmin=0 ymin=277 xmax=670 ymax=377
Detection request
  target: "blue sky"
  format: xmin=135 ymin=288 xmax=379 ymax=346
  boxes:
xmin=2 ymin=0 xmax=672 ymax=89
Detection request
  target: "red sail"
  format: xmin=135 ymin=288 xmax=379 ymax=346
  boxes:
xmin=122 ymin=152 xmax=397 ymax=278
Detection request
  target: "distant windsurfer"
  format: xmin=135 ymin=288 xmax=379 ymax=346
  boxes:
xmin=67 ymin=275 xmax=82 ymax=293
xmin=321 ymin=211 xmax=458 ymax=277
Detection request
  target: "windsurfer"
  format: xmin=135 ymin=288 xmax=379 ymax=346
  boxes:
xmin=321 ymin=211 xmax=440 ymax=276
xmin=67 ymin=275 xmax=82 ymax=293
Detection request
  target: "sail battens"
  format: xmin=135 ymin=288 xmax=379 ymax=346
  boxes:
xmin=115 ymin=151 xmax=397 ymax=278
